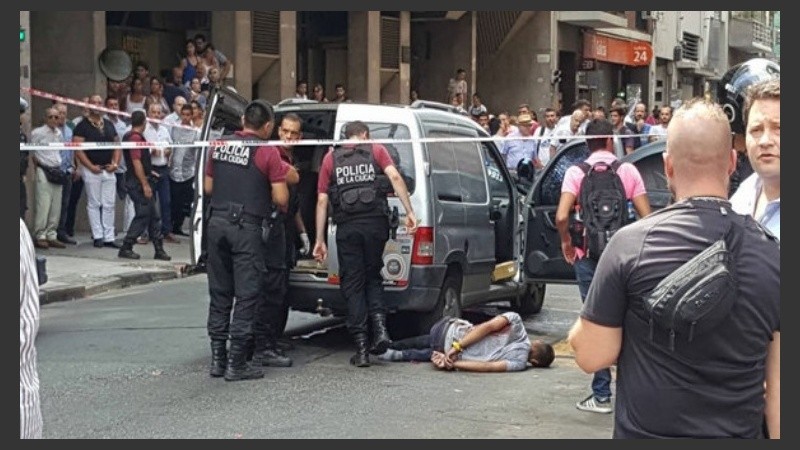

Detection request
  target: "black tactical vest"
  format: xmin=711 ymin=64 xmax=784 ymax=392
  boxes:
xmin=122 ymin=130 xmax=152 ymax=184
xmin=328 ymin=144 xmax=389 ymax=224
xmin=209 ymin=133 xmax=273 ymax=219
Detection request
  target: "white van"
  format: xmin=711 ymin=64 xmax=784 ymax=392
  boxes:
xmin=191 ymin=88 xmax=548 ymax=335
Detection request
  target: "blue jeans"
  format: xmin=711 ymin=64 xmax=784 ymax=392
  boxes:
xmin=574 ymin=257 xmax=612 ymax=401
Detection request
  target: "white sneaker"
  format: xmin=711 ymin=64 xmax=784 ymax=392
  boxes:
xmin=576 ymin=395 xmax=613 ymax=414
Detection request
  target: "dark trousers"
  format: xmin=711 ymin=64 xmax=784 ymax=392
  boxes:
xmin=57 ymin=175 xmax=73 ymax=238
xmin=254 ymin=269 xmax=287 ymax=344
xmin=391 ymin=334 xmax=433 ymax=361
xmin=206 ymin=216 xmax=265 ymax=342
xmin=152 ymin=166 xmax=172 ymax=236
xmin=124 ymin=183 xmax=163 ymax=243
xmin=64 ymin=177 xmax=84 ymax=236
xmin=170 ymin=177 xmax=194 ymax=234
xmin=335 ymin=217 xmax=389 ymax=336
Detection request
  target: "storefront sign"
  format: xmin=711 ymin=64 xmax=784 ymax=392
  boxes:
xmin=583 ymin=32 xmax=653 ymax=67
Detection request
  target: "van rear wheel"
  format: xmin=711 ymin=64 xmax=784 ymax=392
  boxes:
xmin=416 ymin=271 xmax=462 ymax=336
xmin=513 ymin=282 xmax=545 ymax=316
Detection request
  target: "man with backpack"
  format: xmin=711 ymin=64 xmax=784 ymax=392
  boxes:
xmin=555 ymin=118 xmax=651 ymax=414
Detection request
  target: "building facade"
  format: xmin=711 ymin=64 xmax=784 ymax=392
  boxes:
xmin=20 ymin=10 xmax=780 ymax=229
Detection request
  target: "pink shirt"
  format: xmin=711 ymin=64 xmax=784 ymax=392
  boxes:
xmin=562 ymin=151 xmax=647 ymax=258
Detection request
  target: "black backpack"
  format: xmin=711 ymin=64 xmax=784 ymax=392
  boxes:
xmin=577 ymin=160 xmax=629 ymax=260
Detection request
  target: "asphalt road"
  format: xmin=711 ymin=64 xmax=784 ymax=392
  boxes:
xmin=37 ymin=276 xmax=613 ymax=438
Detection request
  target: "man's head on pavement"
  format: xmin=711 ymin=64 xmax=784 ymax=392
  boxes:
xmin=529 ymin=340 xmax=555 ymax=368
xmin=665 ymin=98 xmax=734 ymax=200
xmin=744 ymin=79 xmax=780 ymax=184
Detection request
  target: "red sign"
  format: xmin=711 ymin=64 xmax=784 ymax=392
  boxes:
xmin=583 ymin=32 xmax=653 ymax=67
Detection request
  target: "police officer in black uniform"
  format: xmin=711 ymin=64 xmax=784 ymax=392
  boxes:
xmin=251 ymin=113 xmax=305 ymax=368
xmin=204 ymin=100 xmax=292 ymax=381
xmin=117 ymin=110 xmax=171 ymax=262
xmin=313 ymin=121 xmax=418 ymax=367
xmin=21 ymin=97 xmax=30 ymax=220
xmin=718 ymin=58 xmax=779 ymax=198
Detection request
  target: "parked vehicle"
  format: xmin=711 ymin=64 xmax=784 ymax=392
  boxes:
xmin=190 ymin=87 xmax=670 ymax=335
xmin=193 ymin=88 xmax=540 ymax=334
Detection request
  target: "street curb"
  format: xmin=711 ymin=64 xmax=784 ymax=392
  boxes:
xmin=39 ymin=265 xmax=187 ymax=305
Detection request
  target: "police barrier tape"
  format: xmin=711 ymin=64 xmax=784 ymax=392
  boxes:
xmin=21 ymin=86 xmax=654 ymax=152
xmin=21 ymin=86 xmax=195 ymax=131
xmin=20 ymin=133 xmax=656 ymax=152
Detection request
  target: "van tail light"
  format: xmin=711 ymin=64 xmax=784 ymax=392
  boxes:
xmin=411 ymin=227 xmax=434 ymax=265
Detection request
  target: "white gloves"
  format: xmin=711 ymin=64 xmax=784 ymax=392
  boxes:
xmin=299 ymin=233 xmax=311 ymax=256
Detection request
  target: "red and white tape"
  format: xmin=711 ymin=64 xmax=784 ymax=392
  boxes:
xmin=21 ymin=87 xmax=196 ymax=131
xmin=20 ymin=86 xmax=655 ymax=152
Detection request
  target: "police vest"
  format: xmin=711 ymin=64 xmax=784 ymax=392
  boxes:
xmin=122 ymin=130 xmax=152 ymax=184
xmin=328 ymin=144 xmax=389 ymax=224
xmin=209 ymin=134 xmax=273 ymax=219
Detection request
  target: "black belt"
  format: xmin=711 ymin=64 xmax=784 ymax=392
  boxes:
xmin=210 ymin=207 xmax=265 ymax=225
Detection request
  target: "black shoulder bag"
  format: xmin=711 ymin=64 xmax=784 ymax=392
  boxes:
xmin=644 ymin=207 xmax=743 ymax=351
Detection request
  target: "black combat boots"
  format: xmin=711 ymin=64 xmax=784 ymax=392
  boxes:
xmin=224 ymin=341 xmax=265 ymax=381
xmin=209 ymin=340 xmax=227 ymax=378
xmin=153 ymin=239 xmax=171 ymax=261
xmin=350 ymin=333 xmax=371 ymax=367
xmin=118 ymin=239 xmax=141 ymax=260
xmin=369 ymin=313 xmax=392 ymax=355
xmin=252 ymin=337 xmax=293 ymax=367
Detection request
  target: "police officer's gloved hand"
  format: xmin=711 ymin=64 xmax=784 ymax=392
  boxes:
xmin=299 ymin=233 xmax=311 ymax=256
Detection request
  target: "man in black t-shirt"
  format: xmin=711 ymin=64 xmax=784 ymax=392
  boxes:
xmin=73 ymin=94 xmax=122 ymax=248
xmin=568 ymin=99 xmax=780 ymax=439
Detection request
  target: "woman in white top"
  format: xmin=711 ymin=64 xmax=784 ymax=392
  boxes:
xmin=126 ymin=78 xmax=147 ymax=114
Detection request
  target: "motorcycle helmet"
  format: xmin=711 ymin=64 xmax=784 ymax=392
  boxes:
xmin=717 ymin=58 xmax=779 ymax=134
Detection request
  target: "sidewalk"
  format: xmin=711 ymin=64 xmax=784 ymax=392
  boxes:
xmin=37 ymin=232 xmax=193 ymax=305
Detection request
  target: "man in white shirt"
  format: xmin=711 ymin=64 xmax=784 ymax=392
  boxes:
xmin=143 ymin=102 xmax=178 ymax=243
xmin=30 ymin=107 xmax=66 ymax=249
xmin=535 ymin=108 xmax=558 ymax=167
xmin=163 ymin=95 xmax=187 ymax=126
xmin=730 ymin=79 xmax=780 ymax=240
xmin=550 ymin=109 xmax=587 ymax=160
xmin=648 ymin=106 xmax=673 ymax=143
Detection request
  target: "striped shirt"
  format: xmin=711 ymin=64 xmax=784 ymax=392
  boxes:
xmin=20 ymin=219 xmax=42 ymax=439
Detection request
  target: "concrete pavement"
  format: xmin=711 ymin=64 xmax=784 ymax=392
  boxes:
xmin=36 ymin=232 xmax=192 ymax=305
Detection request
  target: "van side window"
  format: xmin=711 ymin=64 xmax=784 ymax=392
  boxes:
xmin=481 ymin=143 xmax=511 ymax=200
xmin=426 ymin=130 xmax=488 ymax=204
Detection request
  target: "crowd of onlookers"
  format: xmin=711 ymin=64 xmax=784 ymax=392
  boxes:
xmin=439 ymin=68 xmax=674 ymax=173
xmin=19 ymin=34 xmax=224 ymax=254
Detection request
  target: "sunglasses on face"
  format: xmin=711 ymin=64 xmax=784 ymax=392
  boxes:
xmin=47 ymin=115 xmax=59 ymax=119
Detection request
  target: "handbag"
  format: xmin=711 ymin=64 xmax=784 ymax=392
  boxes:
xmin=41 ymin=164 xmax=66 ymax=184
xmin=644 ymin=212 xmax=743 ymax=350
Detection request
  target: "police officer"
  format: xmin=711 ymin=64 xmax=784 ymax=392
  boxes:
xmin=204 ymin=100 xmax=292 ymax=381
xmin=21 ymin=97 xmax=30 ymax=220
xmin=251 ymin=113 xmax=307 ymax=368
xmin=117 ymin=110 xmax=171 ymax=262
xmin=717 ymin=58 xmax=779 ymax=197
xmin=313 ymin=121 xmax=418 ymax=367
